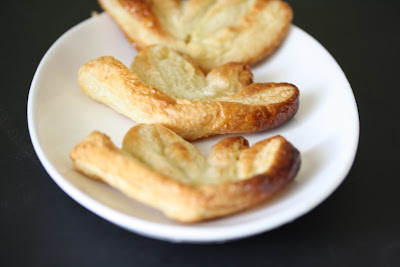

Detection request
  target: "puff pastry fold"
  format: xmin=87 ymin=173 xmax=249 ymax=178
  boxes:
xmin=78 ymin=46 xmax=299 ymax=140
xmin=70 ymin=123 xmax=301 ymax=222
xmin=98 ymin=0 xmax=293 ymax=71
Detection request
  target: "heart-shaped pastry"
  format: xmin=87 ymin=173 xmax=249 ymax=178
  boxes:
xmin=98 ymin=0 xmax=293 ymax=71
xmin=78 ymin=45 xmax=299 ymax=140
xmin=70 ymin=123 xmax=300 ymax=222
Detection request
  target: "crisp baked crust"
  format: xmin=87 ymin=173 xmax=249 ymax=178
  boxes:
xmin=70 ymin=124 xmax=301 ymax=222
xmin=78 ymin=45 xmax=299 ymax=140
xmin=98 ymin=0 xmax=293 ymax=72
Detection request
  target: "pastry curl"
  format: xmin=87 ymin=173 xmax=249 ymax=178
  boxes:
xmin=78 ymin=45 xmax=299 ymax=140
xmin=70 ymin=124 xmax=301 ymax=222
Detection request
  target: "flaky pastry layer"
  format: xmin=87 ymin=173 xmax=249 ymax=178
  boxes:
xmin=78 ymin=45 xmax=299 ymax=140
xmin=70 ymin=123 xmax=301 ymax=222
xmin=98 ymin=0 xmax=293 ymax=71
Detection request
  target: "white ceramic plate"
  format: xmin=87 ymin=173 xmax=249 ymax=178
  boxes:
xmin=28 ymin=13 xmax=359 ymax=243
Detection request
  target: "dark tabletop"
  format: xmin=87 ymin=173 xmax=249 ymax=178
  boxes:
xmin=2 ymin=0 xmax=400 ymax=266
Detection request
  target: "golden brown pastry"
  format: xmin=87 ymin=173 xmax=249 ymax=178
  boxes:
xmin=78 ymin=45 xmax=299 ymax=140
xmin=70 ymin=123 xmax=301 ymax=223
xmin=98 ymin=0 xmax=293 ymax=72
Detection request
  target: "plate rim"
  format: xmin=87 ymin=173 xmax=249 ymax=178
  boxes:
xmin=27 ymin=14 xmax=360 ymax=243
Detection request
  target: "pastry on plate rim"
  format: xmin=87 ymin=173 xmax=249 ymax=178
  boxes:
xmin=98 ymin=0 xmax=293 ymax=72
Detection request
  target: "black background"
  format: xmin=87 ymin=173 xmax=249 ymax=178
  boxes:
xmin=2 ymin=0 xmax=400 ymax=266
